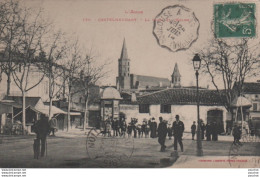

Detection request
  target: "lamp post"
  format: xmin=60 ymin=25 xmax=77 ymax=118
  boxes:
xmin=192 ymin=53 xmax=203 ymax=156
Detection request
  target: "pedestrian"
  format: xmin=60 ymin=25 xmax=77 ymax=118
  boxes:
xmin=105 ymin=119 xmax=112 ymax=137
xmin=167 ymin=124 xmax=173 ymax=140
xmin=191 ymin=121 xmax=196 ymax=140
xmin=150 ymin=117 xmax=157 ymax=138
xmin=127 ymin=123 xmax=132 ymax=138
xmin=145 ymin=124 xmax=150 ymax=138
xmin=201 ymin=121 xmax=206 ymax=140
xmin=120 ymin=120 xmax=127 ymax=137
xmin=206 ymin=122 xmax=211 ymax=141
xmin=158 ymin=117 xmax=168 ymax=152
xmin=114 ymin=118 xmax=119 ymax=136
xmin=212 ymin=122 xmax=218 ymax=141
xmin=49 ymin=117 xmax=57 ymax=136
xmin=133 ymin=123 xmax=137 ymax=138
xmin=172 ymin=115 xmax=185 ymax=152
xmin=33 ymin=114 xmax=50 ymax=158
xmin=232 ymin=124 xmax=242 ymax=145
xmin=137 ymin=124 xmax=142 ymax=138
xmin=141 ymin=121 xmax=146 ymax=138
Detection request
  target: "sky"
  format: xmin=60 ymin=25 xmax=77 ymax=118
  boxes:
xmin=22 ymin=0 xmax=260 ymax=88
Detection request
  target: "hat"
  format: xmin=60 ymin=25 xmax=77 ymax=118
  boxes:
xmin=175 ymin=115 xmax=180 ymax=119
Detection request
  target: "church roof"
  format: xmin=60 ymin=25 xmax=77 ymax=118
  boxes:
xmin=172 ymin=63 xmax=181 ymax=77
xmin=120 ymin=38 xmax=128 ymax=59
xmin=132 ymin=74 xmax=171 ymax=88
xmin=137 ymin=88 xmax=225 ymax=106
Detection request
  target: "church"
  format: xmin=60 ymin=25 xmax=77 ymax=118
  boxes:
xmin=116 ymin=39 xmax=181 ymax=91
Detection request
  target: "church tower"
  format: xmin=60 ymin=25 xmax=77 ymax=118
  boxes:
xmin=171 ymin=63 xmax=181 ymax=87
xmin=116 ymin=38 xmax=131 ymax=90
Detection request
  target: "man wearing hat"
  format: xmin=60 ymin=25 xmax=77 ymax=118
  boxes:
xmin=172 ymin=115 xmax=185 ymax=152
xmin=157 ymin=117 xmax=168 ymax=152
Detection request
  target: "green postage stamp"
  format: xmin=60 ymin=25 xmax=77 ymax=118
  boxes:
xmin=214 ymin=3 xmax=256 ymax=38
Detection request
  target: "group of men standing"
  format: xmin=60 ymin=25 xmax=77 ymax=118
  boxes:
xmin=158 ymin=115 xmax=184 ymax=152
xmin=191 ymin=121 xmax=219 ymax=141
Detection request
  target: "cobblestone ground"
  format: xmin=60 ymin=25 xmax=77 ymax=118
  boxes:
xmin=0 ymin=132 xmax=259 ymax=168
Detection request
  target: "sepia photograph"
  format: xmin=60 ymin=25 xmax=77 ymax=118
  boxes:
xmin=0 ymin=0 xmax=259 ymax=170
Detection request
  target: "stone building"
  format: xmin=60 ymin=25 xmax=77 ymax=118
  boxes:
xmin=120 ymin=88 xmax=227 ymax=133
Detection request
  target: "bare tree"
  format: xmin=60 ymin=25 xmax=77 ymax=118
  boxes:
xmin=61 ymin=39 xmax=83 ymax=131
xmin=40 ymin=30 xmax=68 ymax=120
xmin=0 ymin=0 xmax=23 ymax=95
xmin=77 ymin=51 xmax=109 ymax=131
xmin=11 ymin=8 xmax=50 ymax=134
xmin=199 ymin=38 xmax=260 ymax=114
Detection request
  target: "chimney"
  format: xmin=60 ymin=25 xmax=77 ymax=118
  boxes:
xmin=131 ymin=92 xmax=137 ymax=102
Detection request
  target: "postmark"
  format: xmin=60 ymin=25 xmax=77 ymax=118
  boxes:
xmin=86 ymin=128 xmax=134 ymax=167
xmin=153 ymin=5 xmax=200 ymax=52
xmin=228 ymin=133 xmax=260 ymax=168
xmin=214 ymin=3 xmax=256 ymax=38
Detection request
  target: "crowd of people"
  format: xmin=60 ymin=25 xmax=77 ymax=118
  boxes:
xmin=100 ymin=115 xmax=185 ymax=152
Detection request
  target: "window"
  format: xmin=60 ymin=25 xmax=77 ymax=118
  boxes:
xmin=253 ymin=103 xmax=257 ymax=110
xmin=139 ymin=104 xmax=149 ymax=113
xmin=160 ymin=104 xmax=171 ymax=113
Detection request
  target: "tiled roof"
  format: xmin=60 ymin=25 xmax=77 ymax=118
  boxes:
xmin=137 ymin=88 xmax=225 ymax=106
xmin=4 ymin=96 xmax=41 ymax=107
xmin=243 ymin=82 xmax=260 ymax=94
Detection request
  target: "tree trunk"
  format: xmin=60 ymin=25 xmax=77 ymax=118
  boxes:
xmin=83 ymin=95 xmax=89 ymax=131
xmin=67 ymin=93 xmax=71 ymax=132
xmin=22 ymin=91 xmax=26 ymax=135
xmin=7 ymin=72 xmax=11 ymax=96
xmin=49 ymin=97 xmax=53 ymax=120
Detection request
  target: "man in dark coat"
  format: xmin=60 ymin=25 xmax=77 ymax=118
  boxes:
xmin=212 ymin=122 xmax=218 ymax=141
xmin=34 ymin=115 xmax=50 ymax=157
xmin=206 ymin=122 xmax=212 ymax=141
xmin=150 ymin=117 xmax=157 ymax=138
xmin=201 ymin=122 xmax=206 ymax=140
xmin=158 ymin=117 xmax=168 ymax=152
xmin=191 ymin=121 xmax=196 ymax=140
xmin=232 ymin=124 xmax=242 ymax=145
xmin=172 ymin=115 xmax=185 ymax=152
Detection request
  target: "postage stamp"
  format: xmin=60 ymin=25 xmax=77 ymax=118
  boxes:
xmin=214 ymin=3 xmax=256 ymax=38
xmin=153 ymin=5 xmax=200 ymax=52
xmin=86 ymin=128 xmax=135 ymax=167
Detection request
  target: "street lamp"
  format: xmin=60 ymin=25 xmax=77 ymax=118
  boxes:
xmin=192 ymin=53 xmax=203 ymax=156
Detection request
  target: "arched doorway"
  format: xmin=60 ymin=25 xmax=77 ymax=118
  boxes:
xmin=207 ymin=110 xmax=224 ymax=134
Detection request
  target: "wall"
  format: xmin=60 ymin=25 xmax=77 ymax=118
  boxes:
xmin=120 ymin=104 xmax=227 ymax=132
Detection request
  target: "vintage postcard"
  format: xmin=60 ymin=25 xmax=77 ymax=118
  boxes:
xmin=0 ymin=0 xmax=259 ymax=169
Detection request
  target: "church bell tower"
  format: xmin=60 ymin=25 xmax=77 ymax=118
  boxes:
xmin=116 ymin=38 xmax=131 ymax=90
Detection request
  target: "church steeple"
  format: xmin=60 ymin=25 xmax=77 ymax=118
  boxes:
xmin=116 ymin=38 xmax=131 ymax=90
xmin=171 ymin=63 xmax=181 ymax=87
xmin=120 ymin=38 xmax=128 ymax=59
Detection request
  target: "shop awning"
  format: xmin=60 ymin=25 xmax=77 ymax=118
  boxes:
xmin=36 ymin=105 xmax=67 ymax=116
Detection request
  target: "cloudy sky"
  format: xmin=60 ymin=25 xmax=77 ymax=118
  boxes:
xmin=23 ymin=0 xmax=260 ymax=88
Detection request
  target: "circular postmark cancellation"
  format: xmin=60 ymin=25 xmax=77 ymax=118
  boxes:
xmin=86 ymin=128 xmax=134 ymax=167
xmin=228 ymin=133 xmax=260 ymax=168
xmin=153 ymin=5 xmax=200 ymax=52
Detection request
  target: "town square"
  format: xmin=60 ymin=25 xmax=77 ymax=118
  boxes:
xmin=0 ymin=0 xmax=260 ymax=169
